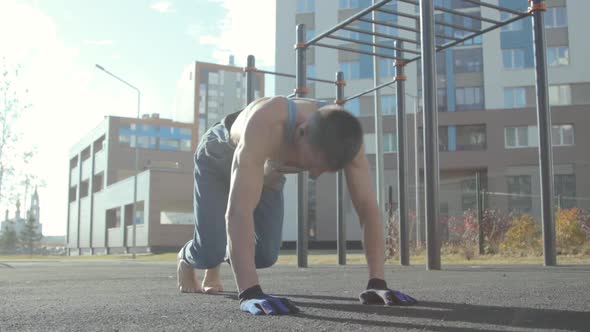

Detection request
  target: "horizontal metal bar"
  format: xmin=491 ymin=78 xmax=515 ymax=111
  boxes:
xmin=435 ymin=5 xmax=500 ymax=25
xmin=437 ymin=11 xmax=529 ymax=51
xmin=315 ymin=42 xmax=402 ymax=61
xmin=376 ymin=7 xmax=419 ymax=21
xmin=342 ymin=26 xmax=420 ymax=45
xmin=307 ymin=0 xmax=393 ymax=46
xmin=325 ymin=35 xmax=421 ymax=55
xmin=405 ymin=10 xmax=531 ymax=65
xmin=255 ymin=69 xmax=335 ymax=84
xmin=345 ymin=78 xmax=398 ymax=102
xmin=460 ymin=0 xmax=524 ymax=16
xmin=397 ymin=0 xmax=500 ymax=25
xmin=435 ymin=19 xmax=480 ymax=33
xmin=358 ymin=17 xmax=419 ymax=33
xmin=358 ymin=17 xmax=460 ymax=41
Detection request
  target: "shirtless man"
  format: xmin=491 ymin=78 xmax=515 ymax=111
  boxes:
xmin=177 ymin=96 xmax=417 ymax=315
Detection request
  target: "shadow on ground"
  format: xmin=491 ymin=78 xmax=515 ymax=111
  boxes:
xmin=273 ymin=294 xmax=589 ymax=332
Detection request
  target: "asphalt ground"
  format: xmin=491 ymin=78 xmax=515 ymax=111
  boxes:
xmin=1 ymin=260 xmax=589 ymax=332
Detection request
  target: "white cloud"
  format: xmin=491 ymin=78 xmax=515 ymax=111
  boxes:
xmin=83 ymin=39 xmax=115 ymax=46
xmin=150 ymin=1 xmax=175 ymax=13
xmin=201 ymin=0 xmax=276 ymax=68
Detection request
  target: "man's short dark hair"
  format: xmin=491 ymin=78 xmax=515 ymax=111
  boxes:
xmin=306 ymin=106 xmax=363 ymax=170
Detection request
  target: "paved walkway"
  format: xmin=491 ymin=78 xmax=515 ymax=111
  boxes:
xmin=1 ymin=260 xmax=589 ymax=331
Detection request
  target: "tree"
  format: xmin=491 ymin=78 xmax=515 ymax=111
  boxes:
xmin=0 ymin=226 xmax=18 ymax=253
xmin=19 ymin=213 xmax=42 ymax=255
xmin=0 ymin=57 xmax=31 ymax=209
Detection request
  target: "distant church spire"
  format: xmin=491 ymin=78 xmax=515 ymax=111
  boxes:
xmin=15 ymin=199 xmax=21 ymax=219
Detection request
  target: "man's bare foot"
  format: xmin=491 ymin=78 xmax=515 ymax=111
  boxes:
xmin=177 ymin=251 xmax=201 ymax=293
xmin=202 ymin=265 xmax=224 ymax=293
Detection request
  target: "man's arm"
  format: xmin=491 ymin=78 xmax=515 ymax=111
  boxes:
xmin=225 ymin=97 xmax=285 ymax=292
xmin=343 ymin=145 xmax=385 ymax=280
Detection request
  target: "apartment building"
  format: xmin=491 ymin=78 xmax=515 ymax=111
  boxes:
xmin=275 ymin=0 xmax=590 ymax=244
xmin=67 ymin=60 xmax=265 ymax=255
xmin=173 ymin=59 xmax=264 ymax=138
xmin=66 ymin=115 xmax=197 ymax=255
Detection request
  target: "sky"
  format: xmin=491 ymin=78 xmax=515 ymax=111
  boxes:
xmin=0 ymin=0 xmax=276 ymax=235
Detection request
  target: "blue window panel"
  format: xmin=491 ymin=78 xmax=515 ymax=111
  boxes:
xmin=359 ymin=55 xmax=373 ymax=79
xmin=445 ymin=49 xmax=455 ymax=112
xmin=339 ymin=0 xmax=360 ymax=9
xmin=380 ymin=95 xmax=396 ymax=115
xmin=499 ymin=0 xmax=534 ymax=68
xmin=119 ymin=128 xmax=133 ymax=136
xmin=339 ymin=61 xmax=361 ymax=80
xmin=296 ymin=0 xmax=315 ymax=13
xmin=345 ymin=98 xmax=360 ymax=117
xmin=378 ymin=58 xmax=395 ymax=78
xmin=307 ymin=64 xmax=316 ymax=79
xmin=447 ymin=126 xmax=456 ymax=152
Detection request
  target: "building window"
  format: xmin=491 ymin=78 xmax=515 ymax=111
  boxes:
xmin=437 ymin=88 xmax=447 ymax=112
xmin=119 ymin=134 xmax=130 ymax=146
xmin=377 ymin=24 xmax=397 ymax=38
xmin=380 ymin=95 xmax=396 ymax=115
xmin=500 ymin=12 xmax=524 ymax=32
xmin=339 ymin=61 xmax=361 ymax=80
xmin=451 ymin=0 xmax=478 ymax=9
xmin=547 ymin=47 xmax=569 ymax=66
xmin=180 ymin=139 xmax=192 ymax=152
xmin=454 ymin=48 xmax=483 ymax=73
xmin=549 ymin=84 xmax=571 ymax=106
xmin=455 ymin=125 xmax=486 ymax=151
xmin=545 ymin=7 xmax=567 ymax=28
xmin=554 ymin=174 xmax=576 ymax=209
xmin=451 ymin=14 xmax=482 ymax=45
xmin=297 ymin=0 xmax=315 ymax=13
xmin=505 ymin=126 xmax=537 ymax=148
xmin=502 ymin=49 xmax=525 ymax=69
xmin=455 ymin=86 xmax=483 ymax=110
xmin=383 ymin=133 xmax=397 ymax=153
xmin=461 ymin=178 xmax=476 ymax=211
xmin=506 ymin=125 xmax=574 ymax=148
xmin=345 ymin=97 xmax=360 ymax=116
xmin=160 ymin=211 xmax=194 ymax=224
xmin=417 ymin=126 xmax=449 ymax=152
xmin=504 ymin=87 xmax=527 ymax=108
xmin=106 ymin=207 xmax=121 ymax=228
xmin=92 ymin=173 xmax=104 ymax=193
xmin=337 ymin=29 xmax=360 ymax=44
xmin=339 ymin=0 xmax=360 ymax=9
xmin=363 ymin=133 xmax=397 ymax=154
xmin=307 ymin=64 xmax=316 ymax=78
xmin=379 ymin=58 xmax=395 ymax=78
xmin=507 ymin=175 xmax=532 ymax=213
xmin=179 ymin=128 xmax=192 ymax=137
xmin=160 ymin=138 xmax=180 ymax=151
xmin=551 ymin=124 xmax=574 ymax=146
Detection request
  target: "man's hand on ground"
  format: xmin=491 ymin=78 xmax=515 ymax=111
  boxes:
xmin=359 ymin=278 xmax=418 ymax=306
xmin=239 ymin=285 xmax=299 ymax=315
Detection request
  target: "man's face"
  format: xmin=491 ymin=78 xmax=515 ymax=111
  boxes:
xmin=297 ymin=140 xmax=331 ymax=179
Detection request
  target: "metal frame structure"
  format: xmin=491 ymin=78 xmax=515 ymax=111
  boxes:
xmin=246 ymin=0 xmax=555 ymax=269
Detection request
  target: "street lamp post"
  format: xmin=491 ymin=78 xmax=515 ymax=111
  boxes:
xmin=96 ymin=64 xmax=140 ymax=259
